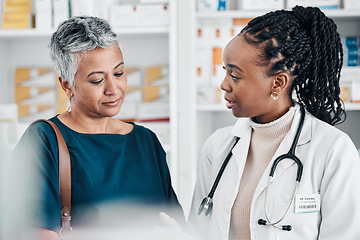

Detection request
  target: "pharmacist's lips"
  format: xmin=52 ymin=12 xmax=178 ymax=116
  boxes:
xmin=224 ymin=97 xmax=235 ymax=104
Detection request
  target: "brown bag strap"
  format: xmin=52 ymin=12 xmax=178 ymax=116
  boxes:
xmin=32 ymin=119 xmax=72 ymax=236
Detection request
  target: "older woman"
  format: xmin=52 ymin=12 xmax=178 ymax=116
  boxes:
xmin=7 ymin=16 xmax=182 ymax=239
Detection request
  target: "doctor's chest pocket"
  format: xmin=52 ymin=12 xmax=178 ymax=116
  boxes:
xmin=273 ymin=195 xmax=321 ymax=240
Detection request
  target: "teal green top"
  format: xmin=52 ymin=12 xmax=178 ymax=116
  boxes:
xmin=8 ymin=116 xmax=182 ymax=235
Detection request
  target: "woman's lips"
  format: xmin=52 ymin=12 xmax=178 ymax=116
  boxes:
xmin=103 ymin=98 xmax=120 ymax=107
xmin=224 ymin=97 xmax=236 ymax=109
xmin=226 ymin=100 xmax=236 ymax=109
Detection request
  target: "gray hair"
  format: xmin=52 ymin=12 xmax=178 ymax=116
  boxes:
xmin=49 ymin=16 xmax=118 ymax=86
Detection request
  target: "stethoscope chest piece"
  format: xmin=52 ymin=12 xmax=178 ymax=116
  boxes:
xmin=198 ymin=197 xmax=213 ymax=216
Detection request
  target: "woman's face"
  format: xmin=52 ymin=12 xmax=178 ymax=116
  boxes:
xmin=221 ymin=35 xmax=280 ymax=123
xmin=71 ymin=44 xmax=127 ymax=118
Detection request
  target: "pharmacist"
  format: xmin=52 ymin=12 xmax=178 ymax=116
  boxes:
xmin=189 ymin=6 xmax=360 ymax=240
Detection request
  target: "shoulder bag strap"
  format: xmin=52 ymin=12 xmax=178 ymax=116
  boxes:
xmin=31 ymin=119 xmax=72 ymax=236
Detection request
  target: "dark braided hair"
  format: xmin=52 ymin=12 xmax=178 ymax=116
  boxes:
xmin=240 ymin=5 xmax=345 ymax=125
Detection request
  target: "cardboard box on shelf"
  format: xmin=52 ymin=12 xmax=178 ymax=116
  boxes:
xmin=239 ymin=0 xmax=284 ymax=10
xmin=344 ymin=0 xmax=360 ymax=9
xmin=35 ymin=0 xmax=52 ymax=29
xmin=138 ymin=3 xmax=168 ymax=26
xmin=197 ymin=85 xmax=222 ymax=104
xmin=2 ymin=13 xmax=31 ymax=29
xmin=53 ymin=0 xmax=69 ymax=29
xmin=3 ymin=0 xmax=32 ymax=13
xmin=14 ymin=67 xmax=62 ymax=122
xmin=142 ymin=85 xmax=169 ymax=102
xmin=211 ymin=64 xmax=224 ymax=87
xmin=340 ymin=85 xmax=351 ymax=103
xmin=352 ymin=81 xmax=360 ymax=103
xmin=137 ymin=102 xmax=169 ymax=122
xmin=110 ymin=4 xmax=140 ymax=28
xmin=287 ymin=0 xmax=340 ymax=9
xmin=145 ymin=65 xmax=169 ymax=85
xmin=126 ymin=67 xmax=142 ymax=86
xmin=70 ymin=0 xmax=92 ymax=17
xmin=140 ymin=121 xmax=170 ymax=146
xmin=125 ymin=86 xmax=143 ymax=102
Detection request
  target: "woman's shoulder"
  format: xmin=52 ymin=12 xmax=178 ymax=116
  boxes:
xmin=24 ymin=117 xmax=59 ymax=138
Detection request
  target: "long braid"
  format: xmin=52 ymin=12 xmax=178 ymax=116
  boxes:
xmin=241 ymin=6 xmax=345 ymax=125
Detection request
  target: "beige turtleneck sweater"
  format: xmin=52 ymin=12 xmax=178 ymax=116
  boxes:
xmin=230 ymin=107 xmax=296 ymax=240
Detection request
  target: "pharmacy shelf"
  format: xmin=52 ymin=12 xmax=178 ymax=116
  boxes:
xmin=345 ymin=103 xmax=360 ymax=111
xmin=0 ymin=27 xmax=169 ymax=38
xmin=196 ymin=9 xmax=360 ymax=19
xmin=198 ymin=103 xmax=360 ymax=112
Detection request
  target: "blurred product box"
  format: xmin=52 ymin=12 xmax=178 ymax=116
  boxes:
xmin=142 ymin=85 xmax=169 ymax=102
xmin=2 ymin=0 xmax=32 ymax=29
xmin=110 ymin=4 xmax=140 ymax=28
xmin=2 ymin=12 xmax=31 ymax=29
xmin=287 ymin=0 xmax=340 ymax=9
xmin=195 ymin=65 xmax=211 ymax=86
xmin=344 ymin=0 xmax=360 ymax=9
xmin=56 ymin=78 xmax=68 ymax=114
xmin=341 ymin=66 xmax=360 ymax=82
xmin=138 ymin=102 xmax=169 ymax=122
xmin=340 ymin=85 xmax=351 ymax=102
xmin=70 ymin=0 xmax=92 ymax=17
xmin=126 ymin=67 xmax=142 ymax=86
xmin=239 ymin=0 xmax=284 ymax=10
xmin=352 ymin=81 xmax=360 ymax=103
xmin=145 ymin=65 xmax=169 ymax=85
xmin=197 ymin=85 xmax=222 ymax=104
xmin=53 ymin=0 xmax=69 ymax=29
xmin=0 ymin=104 xmax=18 ymax=152
xmin=3 ymin=0 xmax=32 ymax=13
xmin=140 ymin=0 xmax=169 ymax=3
xmin=211 ymin=64 xmax=224 ymax=88
xmin=14 ymin=68 xmax=58 ymax=122
xmin=125 ymin=86 xmax=142 ymax=102
xmin=91 ymin=0 xmax=111 ymax=21
xmin=35 ymin=0 xmax=52 ymax=29
xmin=138 ymin=3 xmax=168 ymax=26
xmin=140 ymin=121 xmax=170 ymax=146
xmin=114 ymin=101 xmax=138 ymax=122
xmin=197 ymin=0 xmax=229 ymax=11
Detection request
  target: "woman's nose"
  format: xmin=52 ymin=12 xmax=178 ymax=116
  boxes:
xmin=220 ymin=76 xmax=230 ymax=93
xmin=104 ymin=76 xmax=119 ymax=95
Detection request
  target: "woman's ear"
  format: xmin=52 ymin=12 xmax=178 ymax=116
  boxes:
xmin=271 ymin=72 xmax=290 ymax=95
xmin=58 ymin=77 xmax=73 ymax=98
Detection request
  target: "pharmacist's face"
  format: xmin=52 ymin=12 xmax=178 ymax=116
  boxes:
xmin=221 ymin=35 xmax=277 ymax=123
xmin=71 ymin=45 xmax=127 ymax=118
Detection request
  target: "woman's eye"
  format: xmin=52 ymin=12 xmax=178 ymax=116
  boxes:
xmin=91 ymin=79 xmax=103 ymax=85
xmin=115 ymin=72 xmax=124 ymax=77
xmin=230 ymin=74 xmax=239 ymax=80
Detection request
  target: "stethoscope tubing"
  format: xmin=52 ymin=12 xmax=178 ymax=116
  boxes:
xmin=199 ymin=104 xmax=306 ymax=225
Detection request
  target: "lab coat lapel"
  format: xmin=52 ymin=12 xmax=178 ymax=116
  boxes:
xmin=230 ymin=118 xmax=252 ymax=174
xmin=252 ymin=104 xmax=312 ymax=201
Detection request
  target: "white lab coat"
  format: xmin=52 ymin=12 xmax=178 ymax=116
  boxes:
xmin=189 ymin=104 xmax=360 ymax=240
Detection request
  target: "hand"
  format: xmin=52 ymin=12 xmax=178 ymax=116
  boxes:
xmin=156 ymin=212 xmax=191 ymax=240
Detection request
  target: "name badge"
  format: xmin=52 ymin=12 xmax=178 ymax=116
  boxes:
xmin=295 ymin=193 xmax=320 ymax=213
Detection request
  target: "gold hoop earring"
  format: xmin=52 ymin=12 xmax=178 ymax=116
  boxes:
xmin=66 ymin=97 xmax=72 ymax=112
xmin=271 ymin=92 xmax=279 ymax=100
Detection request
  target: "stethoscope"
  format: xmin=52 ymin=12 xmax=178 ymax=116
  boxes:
xmin=198 ymin=104 xmax=305 ymax=232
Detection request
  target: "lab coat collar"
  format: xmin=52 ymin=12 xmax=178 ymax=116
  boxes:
xmin=229 ymin=104 xmax=312 ymax=201
xmin=230 ymin=103 xmax=311 ymax=145
xmin=252 ymin=103 xmax=312 ymax=200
